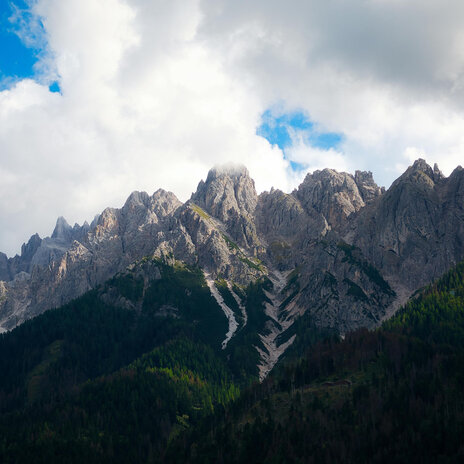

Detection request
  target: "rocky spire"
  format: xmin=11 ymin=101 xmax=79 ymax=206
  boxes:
xmin=191 ymin=164 xmax=259 ymax=248
xmin=354 ymin=170 xmax=384 ymax=202
xmin=394 ymin=158 xmax=437 ymax=185
xmin=51 ymin=216 xmax=73 ymax=242
xmin=20 ymin=233 xmax=42 ymax=261
xmin=191 ymin=164 xmax=258 ymax=221
xmin=433 ymin=163 xmax=444 ymax=183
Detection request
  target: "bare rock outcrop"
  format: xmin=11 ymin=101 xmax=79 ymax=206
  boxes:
xmin=354 ymin=170 xmax=385 ymax=202
xmin=0 ymin=189 xmax=182 ymax=329
xmin=350 ymin=159 xmax=464 ymax=304
xmin=295 ymin=169 xmax=369 ymax=230
xmin=191 ymin=164 xmax=260 ymax=249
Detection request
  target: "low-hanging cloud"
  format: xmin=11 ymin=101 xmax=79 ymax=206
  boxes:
xmin=1 ymin=0 xmax=464 ymax=255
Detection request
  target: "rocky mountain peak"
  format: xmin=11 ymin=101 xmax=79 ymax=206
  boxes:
xmin=76 ymin=221 xmax=90 ymax=233
xmin=295 ymin=168 xmax=365 ymax=229
xmin=411 ymin=158 xmax=432 ymax=172
xmin=190 ymin=164 xmax=259 ymax=248
xmin=191 ymin=163 xmax=258 ymax=221
xmin=391 ymin=158 xmax=443 ymax=190
xmin=412 ymin=158 xmax=436 ymax=178
xmin=121 ymin=189 xmax=180 ymax=217
xmin=123 ymin=191 xmax=150 ymax=210
xmin=51 ymin=217 xmax=73 ymax=241
xmin=117 ymin=189 xmax=181 ymax=241
xmin=95 ymin=208 xmax=120 ymax=237
xmin=413 ymin=158 xmax=444 ymax=182
xmin=20 ymin=233 xmax=42 ymax=258
xmin=150 ymin=189 xmax=182 ymax=217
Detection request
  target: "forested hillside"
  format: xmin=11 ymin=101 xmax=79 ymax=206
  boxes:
xmin=2 ymin=257 xmax=464 ymax=463
xmin=0 ymin=260 xmax=244 ymax=463
xmin=169 ymin=261 xmax=464 ymax=463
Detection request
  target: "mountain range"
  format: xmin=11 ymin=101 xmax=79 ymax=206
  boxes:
xmin=1 ymin=159 xmax=463 ymax=379
xmin=1 ymin=158 xmax=464 ymax=462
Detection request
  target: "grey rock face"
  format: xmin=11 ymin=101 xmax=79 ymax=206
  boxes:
xmin=291 ymin=240 xmax=396 ymax=331
xmin=350 ymin=159 xmax=464 ymax=308
xmin=51 ymin=217 xmax=73 ymax=241
xmin=3 ymin=218 xmax=90 ymax=282
xmin=255 ymin=188 xmax=328 ymax=270
xmin=3 ymin=234 xmax=42 ymax=280
xmin=354 ymin=170 xmax=385 ymax=202
xmin=1 ymin=160 xmax=464 ymax=341
xmin=295 ymin=169 xmax=368 ymax=230
xmin=0 ymin=252 xmax=8 ymax=282
xmin=21 ymin=233 xmax=43 ymax=263
xmin=192 ymin=165 xmax=258 ymax=219
xmin=191 ymin=164 xmax=260 ymax=249
xmin=0 ymin=189 xmax=182 ymax=330
xmin=433 ymin=163 xmax=445 ymax=182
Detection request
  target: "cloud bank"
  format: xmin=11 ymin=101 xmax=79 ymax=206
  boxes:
xmin=1 ymin=0 xmax=464 ymax=255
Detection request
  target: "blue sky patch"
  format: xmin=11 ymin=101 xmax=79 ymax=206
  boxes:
xmin=257 ymin=108 xmax=344 ymax=170
xmin=288 ymin=160 xmax=307 ymax=172
xmin=0 ymin=1 xmax=47 ymax=89
xmin=310 ymin=131 xmax=343 ymax=150
xmin=257 ymin=110 xmax=312 ymax=150
xmin=49 ymin=81 xmax=61 ymax=93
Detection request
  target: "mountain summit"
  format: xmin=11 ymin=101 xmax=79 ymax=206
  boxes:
xmin=191 ymin=164 xmax=259 ymax=248
xmin=192 ymin=164 xmax=257 ymax=220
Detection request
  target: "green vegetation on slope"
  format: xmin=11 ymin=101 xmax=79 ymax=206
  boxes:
xmin=142 ymin=260 xmax=227 ymax=347
xmin=170 ymin=259 xmax=464 ymax=463
xmin=5 ymin=256 xmax=464 ymax=463
xmin=0 ymin=260 xmax=246 ymax=464
xmin=190 ymin=204 xmax=210 ymax=219
xmin=0 ymin=339 xmax=239 ymax=464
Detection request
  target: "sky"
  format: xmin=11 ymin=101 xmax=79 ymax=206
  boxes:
xmin=1 ymin=0 xmax=464 ymax=256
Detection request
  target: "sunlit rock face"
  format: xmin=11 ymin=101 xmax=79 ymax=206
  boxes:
xmin=191 ymin=164 xmax=260 ymax=249
xmin=294 ymin=168 xmax=383 ymax=231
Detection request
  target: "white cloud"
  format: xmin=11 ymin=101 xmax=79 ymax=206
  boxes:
xmin=1 ymin=0 xmax=464 ymax=255
xmin=0 ymin=0 xmax=288 ymax=255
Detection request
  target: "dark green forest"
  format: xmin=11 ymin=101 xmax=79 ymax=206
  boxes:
xmin=0 ymin=260 xmax=245 ymax=463
xmin=1 ymin=258 xmax=464 ymax=462
xmin=170 ymin=260 xmax=464 ymax=463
